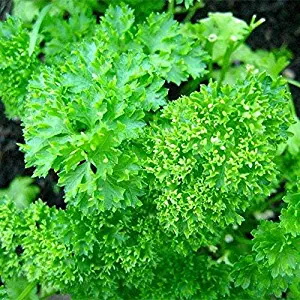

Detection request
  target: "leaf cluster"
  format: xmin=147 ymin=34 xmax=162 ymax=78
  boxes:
xmin=0 ymin=1 xmax=298 ymax=299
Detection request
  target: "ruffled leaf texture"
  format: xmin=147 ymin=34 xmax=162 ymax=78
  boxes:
xmin=0 ymin=195 xmax=233 ymax=300
xmin=0 ymin=17 xmax=39 ymax=118
xmin=22 ymin=4 xmax=207 ymax=213
xmin=233 ymin=128 xmax=300 ymax=298
xmin=40 ymin=0 xmax=99 ymax=57
xmin=0 ymin=0 xmax=104 ymax=119
xmin=100 ymin=0 xmax=165 ymax=19
xmin=234 ymin=186 xmax=300 ymax=298
xmin=1 ymin=4 xmax=297 ymax=300
xmin=144 ymin=72 xmax=292 ymax=248
xmin=1 ymin=67 xmax=296 ymax=300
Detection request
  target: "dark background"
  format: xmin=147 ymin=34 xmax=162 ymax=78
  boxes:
xmin=1 ymin=0 xmax=300 ymax=208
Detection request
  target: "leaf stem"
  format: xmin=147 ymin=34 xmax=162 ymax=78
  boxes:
xmin=234 ymin=234 xmax=253 ymax=245
xmin=17 ymin=282 xmax=36 ymax=300
xmin=184 ymin=1 xmax=204 ymax=22
xmin=217 ymin=43 xmax=234 ymax=90
xmin=168 ymin=0 xmax=175 ymax=14
xmin=28 ymin=3 xmax=52 ymax=56
xmin=286 ymin=78 xmax=300 ymax=89
xmin=216 ymin=16 xmax=265 ymax=90
xmin=206 ymin=41 xmax=215 ymax=79
xmin=285 ymin=81 xmax=298 ymax=120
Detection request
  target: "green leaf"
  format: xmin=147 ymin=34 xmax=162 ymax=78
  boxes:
xmin=252 ymin=221 xmax=300 ymax=278
xmin=144 ymin=71 xmax=292 ymax=246
xmin=196 ymin=12 xmax=250 ymax=63
xmin=137 ymin=12 xmax=208 ymax=84
xmin=12 ymin=0 xmax=45 ymax=23
xmin=231 ymin=45 xmax=292 ymax=78
xmin=6 ymin=278 xmax=38 ymax=300
xmin=0 ymin=17 xmax=40 ymax=118
xmin=28 ymin=4 xmax=52 ymax=56
xmin=281 ymin=191 xmax=300 ymax=236
xmin=285 ymin=120 xmax=300 ymax=156
xmin=0 ymin=177 xmax=39 ymax=211
xmin=101 ymin=180 xmax=126 ymax=210
xmin=101 ymin=0 xmax=165 ymax=19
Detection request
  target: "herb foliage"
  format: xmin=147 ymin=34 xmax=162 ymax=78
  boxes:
xmin=0 ymin=1 xmax=299 ymax=299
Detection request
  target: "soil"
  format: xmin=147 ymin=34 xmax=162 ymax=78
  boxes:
xmin=0 ymin=0 xmax=299 ymax=206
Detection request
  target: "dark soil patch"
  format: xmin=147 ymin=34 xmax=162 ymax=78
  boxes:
xmin=0 ymin=101 xmax=29 ymax=188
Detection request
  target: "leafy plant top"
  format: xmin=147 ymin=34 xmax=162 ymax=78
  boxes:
xmin=0 ymin=1 xmax=299 ymax=299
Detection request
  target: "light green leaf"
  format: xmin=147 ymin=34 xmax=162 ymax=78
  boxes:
xmin=0 ymin=177 xmax=39 ymax=211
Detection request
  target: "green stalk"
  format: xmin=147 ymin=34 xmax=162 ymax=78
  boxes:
xmin=285 ymin=80 xmax=298 ymax=120
xmin=287 ymin=78 xmax=300 ymax=89
xmin=206 ymin=40 xmax=215 ymax=79
xmin=17 ymin=282 xmax=36 ymax=300
xmin=216 ymin=16 xmax=265 ymax=90
xmin=184 ymin=1 xmax=204 ymax=22
xmin=234 ymin=234 xmax=254 ymax=245
xmin=183 ymin=1 xmax=204 ymax=22
xmin=29 ymin=3 xmax=52 ymax=56
xmin=217 ymin=43 xmax=234 ymax=90
xmin=168 ymin=0 xmax=175 ymax=14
